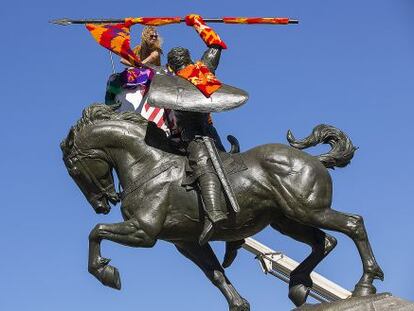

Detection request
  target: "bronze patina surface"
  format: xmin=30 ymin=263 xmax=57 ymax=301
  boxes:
xmin=61 ymin=105 xmax=384 ymax=310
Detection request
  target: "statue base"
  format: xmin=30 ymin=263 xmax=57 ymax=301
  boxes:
xmin=293 ymin=293 xmax=414 ymax=311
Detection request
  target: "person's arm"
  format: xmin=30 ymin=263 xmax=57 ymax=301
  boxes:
xmin=185 ymin=14 xmax=227 ymax=73
xmin=120 ymin=58 xmax=133 ymax=67
xmin=121 ymin=50 xmax=159 ymax=67
xmin=142 ymin=50 xmax=160 ymax=65
xmin=201 ymin=47 xmax=222 ymax=74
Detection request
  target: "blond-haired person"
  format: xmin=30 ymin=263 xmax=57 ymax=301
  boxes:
xmin=121 ymin=26 xmax=162 ymax=67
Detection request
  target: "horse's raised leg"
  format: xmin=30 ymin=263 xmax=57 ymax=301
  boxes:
xmin=88 ymin=219 xmax=156 ymax=289
xmin=300 ymin=209 xmax=384 ymax=296
xmin=271 ymin=216 xmax=337 ymax=306
xmin=175 ymin=241 xmax=250 ymax=311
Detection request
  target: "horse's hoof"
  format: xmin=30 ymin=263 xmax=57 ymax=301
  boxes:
xmin=352 ymin=283 xmax=376 ymax=297
xmin=289 ymin=284 xmax=310 ymax=307
xmin=230 ymin=298 xmax=250 ymax=311
xmin=99 ymin=265 xmax=122 ymax=290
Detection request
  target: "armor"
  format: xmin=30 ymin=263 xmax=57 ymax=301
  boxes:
xmin=150 ymin=15 xmax=247 ymax=244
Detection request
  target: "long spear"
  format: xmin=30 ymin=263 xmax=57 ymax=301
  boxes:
xmin=50 ymin=16 xmax=299 ymax=26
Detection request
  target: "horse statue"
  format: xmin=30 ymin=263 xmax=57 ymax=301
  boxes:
xmin=61 ymin=104 xmax=384 ymax=310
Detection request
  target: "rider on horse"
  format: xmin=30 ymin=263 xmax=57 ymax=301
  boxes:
xmin=166 ymin=14 xmax=231 ymax=244
xmin=103 ymin=14 xmax=237 ymax=245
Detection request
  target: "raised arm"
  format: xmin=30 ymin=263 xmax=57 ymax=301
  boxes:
xmin=120 ymin=50 xmax=160 ymax=67
xmin=201 ymin=47 xmax=222 ymax=75
xmin=185 ymin=14 xmax=227 ymax=73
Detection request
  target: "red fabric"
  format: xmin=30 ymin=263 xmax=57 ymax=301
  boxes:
xmin=185 ymin=14 xmax=227 ymax=49
xmin=177 ymin=62 xmax=221 ymax=97
xmin=141 ymin=17 xmax=181 ymax=26
xmin=85 ymin=23 xmax=141 ymax=67
xmin=223 ymin=17 xmax=290 ymax=24
xmin=177 ymin=61 xmax=222 ymax=97
xmin=185 ymin=14 xmax=198 ymax=26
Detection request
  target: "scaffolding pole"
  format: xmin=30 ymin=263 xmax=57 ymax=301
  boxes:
xmin=242 ymin=238 xmax=352 ymax=303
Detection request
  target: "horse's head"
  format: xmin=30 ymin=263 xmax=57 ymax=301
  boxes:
xmin=61 ymin=104 xmax=159 ymax=214
xmin=61 ymin=120 xmax=120 ymax=215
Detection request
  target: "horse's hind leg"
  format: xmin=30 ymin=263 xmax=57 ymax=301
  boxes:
xmin=271 ymin=217 xmax=337 ymax=306
xmin=301 ymin=209 xmax=384 ymax=296
xmin=175 ymin=241 xmax=250 ymax=311
xmin=88 ymin=219 xmax=156 ymax=289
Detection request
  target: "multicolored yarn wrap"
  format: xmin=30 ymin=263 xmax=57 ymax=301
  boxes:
xmin=222 ymin=17 xmax=290 ymax=24
xmin=125 ymin=17 xmax=181 ymax=26
xmin=121 ymin=67 xmax=154 ymax=89
xmin=185 ymin=14 xmax=227 ymax=49
xmin=86 ymin=20 xmax=141 ymax=67
xmin=177 ymin=61 xmax=222 ymax=97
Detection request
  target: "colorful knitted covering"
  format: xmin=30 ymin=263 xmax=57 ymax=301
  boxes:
xmin=86 ymin=21 xmax=141 ymax=67
xmin=185 ymin=14 xmax=227 ymax=49
xmin=121 ymin=67 xmax=154 ymax=89
xmin=177 ymin=61 xmax=222 ymax=97
xmin=125 ymin=17 xmax=181 ymax=27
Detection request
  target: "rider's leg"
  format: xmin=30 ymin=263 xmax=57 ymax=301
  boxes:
xmin=175 ymin=241 xmax=250 ymax=311
xmin=187 ymin=138 xmax=227 ymax=245
xmin=88 ymin=219 xmax=156 ymax=289
xmin=271 ymin=216 xmax=337 ymax=306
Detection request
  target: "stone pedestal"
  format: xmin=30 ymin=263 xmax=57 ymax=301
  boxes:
xmin=294 ymin=293 xmax=414 ymax=311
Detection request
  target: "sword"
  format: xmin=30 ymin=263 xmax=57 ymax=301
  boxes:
xmin=50 ymin=16 xmax=299 ymax=26
xmin=202 ymin=136 xmax=240 ymax=213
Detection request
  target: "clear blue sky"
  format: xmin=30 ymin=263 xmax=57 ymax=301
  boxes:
xmin=1 ymin=1 xmax=414 ymax=310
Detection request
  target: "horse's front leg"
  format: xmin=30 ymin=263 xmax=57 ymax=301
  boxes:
xmin=88 ymin=219 xmax=157 ymax=289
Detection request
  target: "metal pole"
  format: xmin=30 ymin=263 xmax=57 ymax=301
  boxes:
xmin=242 ymin=238 xmax=352 ymax=303
xmin=50 ymin=17 xmax=299 ymax=26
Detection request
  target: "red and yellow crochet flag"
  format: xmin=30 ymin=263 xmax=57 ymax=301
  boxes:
xmin=177 ymin=61 xmax=222 ymax=97
xmin=86 ymin=20 xmax=141 ymax=67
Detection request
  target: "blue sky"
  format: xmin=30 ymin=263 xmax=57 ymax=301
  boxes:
xmin=1 ymin=1 xmax=414 ymax=310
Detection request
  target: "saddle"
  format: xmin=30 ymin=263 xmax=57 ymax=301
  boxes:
xmin=119 ymin=149 xmax=247 ymax=201
xmin=143 ymin=121 xmax=247 ymax=189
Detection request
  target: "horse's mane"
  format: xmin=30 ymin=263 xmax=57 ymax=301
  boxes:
xmin=61 ymin=104 xmax=148 ymax=157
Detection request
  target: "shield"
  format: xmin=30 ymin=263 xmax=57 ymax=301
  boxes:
xmin=146 ymin=73 xmax=249 ymax=113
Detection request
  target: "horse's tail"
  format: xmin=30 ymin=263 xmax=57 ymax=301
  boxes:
xmin=287 ymin=124 xmax=358 ymax=169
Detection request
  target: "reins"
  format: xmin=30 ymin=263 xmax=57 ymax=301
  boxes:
xmin=67 ymin=144 xmax=179 ymax=202
xmin=119 ymin=160 xmax=179 ymax=200
xmin=67 ymin=145 xmax=119 ymax=202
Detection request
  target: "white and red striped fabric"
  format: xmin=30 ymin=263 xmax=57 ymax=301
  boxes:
xmin=115 ymin=85 xmax=175 ymax=135
xmin=140 ymin=102 xmax=167 ymax=130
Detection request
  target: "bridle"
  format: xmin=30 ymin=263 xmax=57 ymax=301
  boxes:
xmin=65 ymin=144 xmax=120 ymax=204
xmin=65 ymin=141 xmax=178 ymax=204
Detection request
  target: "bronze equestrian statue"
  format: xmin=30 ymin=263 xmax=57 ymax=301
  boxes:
xmin=59 ymin=13 xmax=383 ymax=310
xmin=61 ymin=104 xmax=384 ymax=310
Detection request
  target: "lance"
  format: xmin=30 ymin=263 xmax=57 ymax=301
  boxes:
xmin=50 ymin=16 xmax=299 ymax=26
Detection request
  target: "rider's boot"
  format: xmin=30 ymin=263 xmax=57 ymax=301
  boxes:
xmin=198 ymin=171 xmax=227 ymax=245
xmin=187 ymin=138 xmax=228 ymax=245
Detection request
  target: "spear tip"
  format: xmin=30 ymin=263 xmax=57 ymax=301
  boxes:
xmin=49 ymin=18 xmax=73 ymax=26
